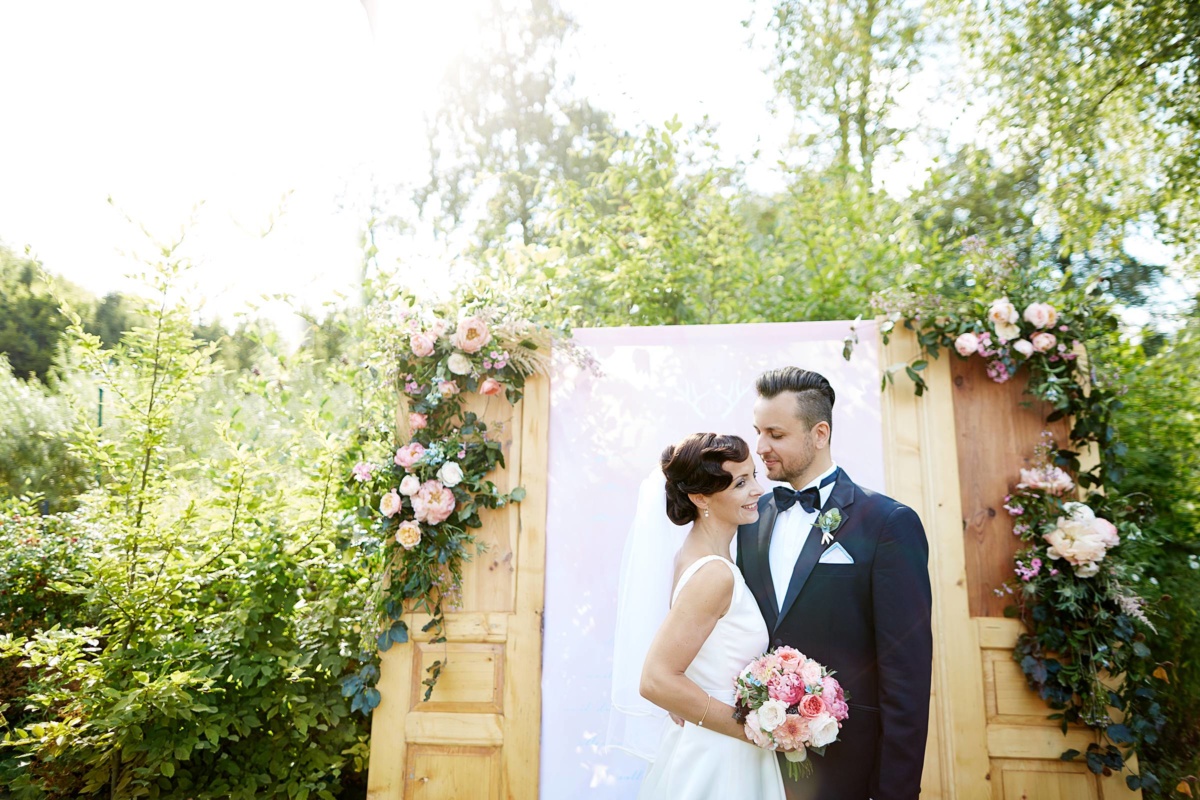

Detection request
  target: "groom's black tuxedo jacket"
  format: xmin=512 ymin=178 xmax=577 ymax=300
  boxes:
xmin=737 ymin=469 xmax=933 ymax=800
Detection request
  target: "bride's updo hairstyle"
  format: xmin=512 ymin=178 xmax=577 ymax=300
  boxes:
xmin=660 ymin=433 xmax=751 ymax=525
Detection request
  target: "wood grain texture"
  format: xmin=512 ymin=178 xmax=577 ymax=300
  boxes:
xmin=949 ymin=355 xmax=1071 ymax=618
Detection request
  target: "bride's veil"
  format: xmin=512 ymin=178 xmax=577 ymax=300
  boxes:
xmin=604 ymin=468 xmax=688 ymax=762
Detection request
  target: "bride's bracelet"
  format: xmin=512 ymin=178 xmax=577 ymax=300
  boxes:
xmin=697 ymin=696 xmax=713 ymax=727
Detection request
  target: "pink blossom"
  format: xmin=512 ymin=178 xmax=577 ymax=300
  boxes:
xmin=768 ymin=673 xmax=806 ymax=705
xmin=821 ymin=676 xmax=849 ymax=720
xmin=351 ymin=461 xmax=374 ymax=482
xmin=452 ymin=316 xmax=492 ymax=353
xmin=410 ymin=333 xmax=435 ymax=358
xmin=772 ymin=713 xmax=810 ymax=749
xmin=412 ymin=479 xmax=457 ymax=525
xmin=744 ymin=711 xmax=774 ymax=749
xmin=986 ymin=360 xmax=1012 ymax=383
xmin=798 ymin=693 xmax=827 ymax=719
xmin=775 ymin=647 xmax=803 ymax=673
xmin=1031 ymin=332 xmax=1057 ymax=352
xmin=799 ymin=660 xmax=823 ymax=687
xmin=394 ymin=442 xmax=427 ymax=470
xmin=1093 ymin=517 xmax=1120 ymax=548
xmin=954 ymin=332 xmax=980 ymax=357
xmin=409 ymin=412 xmax=428 ymax=431
xmin=479 ymin=377 xmax=503 ymax=396
xmin=438 ymin=380 xmax=460 ymax=398
xmin=1017 ymin=465 xmax=1075 ymax=496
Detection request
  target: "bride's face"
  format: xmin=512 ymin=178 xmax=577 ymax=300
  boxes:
xmin=704 ymin=458 xmax=763 ymax=526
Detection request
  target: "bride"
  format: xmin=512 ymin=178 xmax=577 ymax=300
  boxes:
xmin=608 ymin=432 xmax=786 ymax=799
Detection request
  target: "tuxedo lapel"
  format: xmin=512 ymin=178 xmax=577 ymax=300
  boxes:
xmin=740 ymin=496 xmax=780 ymax=631
xmin=774 ymin=470 xmax=858 ymax=630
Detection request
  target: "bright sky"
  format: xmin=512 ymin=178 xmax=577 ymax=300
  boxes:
xmin=0 ymin=0 xmax=982 ymax=339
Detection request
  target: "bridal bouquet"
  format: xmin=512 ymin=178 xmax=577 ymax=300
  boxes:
xmin=733 ymin=647 xmax=849 ymax=779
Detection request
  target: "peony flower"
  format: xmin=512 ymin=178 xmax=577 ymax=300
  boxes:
xmin=447 ymin=352 xmax=473 ymax=375
xmin=1043 ymin=502 xmax=1117 ymax=575
xmin=1017 ymin=465 xmax=1075 ymax=496
xmin=798 ymin=693 xmax=827 ymax=719
xmin=409 ymin=412 xmax=428 ymax=431
xmin=757 ymin=699 xmax=788 ymax=732
xmin=412 ymin=479 xmax=457 ymax=525
xmin=807 ymin=713 xmax=840 ymax=748
xmin=993 ymin=320 xmax=1020 ymax=342
xmin=394 ymin=442 xmax=427 ymax=470
xmin=396 ymin=520 xmax=422 ymax=550
xmin=1031 ymin=332 xmax=1057 ymax=352
xmin=954 ymin=332 xmax=981 ymax=357
xmin=429 ymin=318 xmax=448 ymax=338
xmin=410 ymin=333 xmax=436 ymax=358
xmin=479 ymin=377 xmax=504 ymax=396
xmin=399 ymin=474 xmax=421 ymax=496
xmin=988 ymin=297 xmax=1019 ymax=325
xmin=379 ymin=490 xmax=402 ymax=518
xmin=1013 ymin=339 xmax=1034 ymax=358
xmin=821 ymin=676 xmax=849 ymax=720
xmin=1093 ymin=517 xmax=1120 ymax=548
xmin=1023 ymin=302 xmax=1059 ymax=329
xmin=768 ymin=673 xmax=806 ymax=706
xmin=438 ymin=380 xmax=460 ymax=398
xmin=351 ymin=461 xmax=373 ymax=482
xmin=437 ymin=461 xmax=464 ymax=487
xmin=452 ymin=316 xmax=492 ymax=354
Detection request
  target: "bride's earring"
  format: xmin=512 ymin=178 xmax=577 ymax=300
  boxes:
xmin=703 ymin=508 xmax=710 ymax=518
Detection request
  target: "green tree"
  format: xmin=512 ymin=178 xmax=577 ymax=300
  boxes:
xmin=417 ymin=0 xmax=617 ymax=249
xmin=962 ymin=0 xmax=1200 ymax=259
xmin=0 ymin=246 xmax=77 ymax=383
xmin=763 ymin=0 xmax=929 ymax=184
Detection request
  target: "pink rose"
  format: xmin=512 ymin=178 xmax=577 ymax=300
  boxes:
xmin=379 ymin=490 xmax=401 ymax=518
xmin=452 ymin=316 xmax=492 ymax=354
xmin=798 ymin=693 xmax=826 ymax=719
xmin=988 ymin=297 xmax=1019 ymax=325
xmin=1023 ymin=302 xmax=1059 ymax=329
xmin=744 ymin=711 xmax=774 ymax=749
xmin=1031 ymin=332 xmax=1057 ymax=352
xmin=412 ymin=479 xmax=457 ymax=525
xmin=429 ymin=318 xmax=448 ymax=338
xmin=954 ymin=332 xmax=980 ymax=357
xmin=409 ymin=412 xmax=428 ymax=431
xmin=1093 ymin=517 xmax=1120 ymax=548
xmin=479 ymin=377 xmax=503 ymax=396
xmin=438 ymin=380 xmax=460 ymax=398
xmin=410 ymin=333 xmax=435 ymax=358
xmin=351 ymin=461 xmax=373 ymax=482
xmin=1013 ymin=339 xmax=1034 ymax=358
xmin=775 ymin=646 xmax=803 ymax=673
xmin=394 ymin=442 xmax=427 ymax=470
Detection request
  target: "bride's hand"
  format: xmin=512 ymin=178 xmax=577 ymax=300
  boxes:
xmin=669 ymin=712 xmax=684 ymax=727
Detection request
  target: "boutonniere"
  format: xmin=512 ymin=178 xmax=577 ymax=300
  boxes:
xmin=818 ymin=508 xmax=845 ymax=546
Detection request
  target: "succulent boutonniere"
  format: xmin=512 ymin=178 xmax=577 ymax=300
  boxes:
xmin=818 ymin=508 xmax=845 ymax=546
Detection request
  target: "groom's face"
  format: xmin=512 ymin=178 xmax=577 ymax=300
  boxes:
xmin=752 ymin=392 xmax=818 ymax=486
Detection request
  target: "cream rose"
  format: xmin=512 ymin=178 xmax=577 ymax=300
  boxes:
xmin=399 ymin=474 xmax=421 ymax=496
xmin=447 ymin=353 xmax=473 ymax=375
xmin=1023 ymin=302 xmax=1059 ymax=329
xmin=994 ymin=320 xmax=1020 ymax=342
xmin=437 ymin=461 xmax=464 ymax=487
xmin=807 ymin=713 xmax=840 ymax=748
xmin=1031 ymin=332 xmax=1058 ymax=352
xmin=379 ymin=490 xmax=402 ymax=518
xmin=799 ymin=659 xmax=824 ymax=687
xmin=757 ymin=699 xmax=788 ymax=732
xmin=1013 ymin=339 xmax=1035 ymax=358
xmin=954 ymin=332 xmax=981 ymax=356
xmin=396 ymin=520 xmax=422 ymax=550
xmin=988 ymin=297 xmax=1019 ymax=325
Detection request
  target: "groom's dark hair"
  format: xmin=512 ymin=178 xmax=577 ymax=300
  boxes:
xmin=756 ymin=367 xmax=835 ymax=431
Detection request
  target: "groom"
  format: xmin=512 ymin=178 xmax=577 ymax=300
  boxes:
xmin=737 ymin=367 xmax=932 ymax=800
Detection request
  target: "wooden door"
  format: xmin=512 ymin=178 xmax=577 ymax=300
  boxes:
xmin=366 ymin=377 xmax=549 ymax=800
xmin=881 ymin=329 xmax=1141 ymax=799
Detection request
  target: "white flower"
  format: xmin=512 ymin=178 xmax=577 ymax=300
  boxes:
xmin=954 ymin=332 xmax=980 ymax=356
xmin=988 ymin=297 xmax=1019 ymax=325
xmin=437 ymin=461 xmax=464 ymax=487
xmin=447 ymin=352 xmax=473 ymax=375
xmin=399 ymin=474 xmax=421 ymax=496
xmin=994 ymin=320 xmax=1020 ymax=342
xmin=1074 ymin=562 xmax=1101 ymax=578
xmin=1013 ymin=339 xmax=1035 ymax=358
xmin=757 ymin=699 xmax=788 ymax=732
xmin=807 ymin=713 xmax=840 ymax=748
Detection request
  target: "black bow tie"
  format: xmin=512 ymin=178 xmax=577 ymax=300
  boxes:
xmin=772 ymin=470 xmax=839 ymax=514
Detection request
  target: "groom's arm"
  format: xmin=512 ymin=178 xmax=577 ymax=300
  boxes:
xmin=870 ymin=504 xmax=933 ymax=800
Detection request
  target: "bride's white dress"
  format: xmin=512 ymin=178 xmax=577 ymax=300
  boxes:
xmin=638 ymin=555 xmax=786 ymax=799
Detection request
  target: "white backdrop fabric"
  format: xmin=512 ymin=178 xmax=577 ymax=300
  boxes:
xmin=540 ymin=320 xmax=886 ymax=797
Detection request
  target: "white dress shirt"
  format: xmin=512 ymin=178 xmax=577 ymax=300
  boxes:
xmin=769 ymin=462 xmax=839 ymax=610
